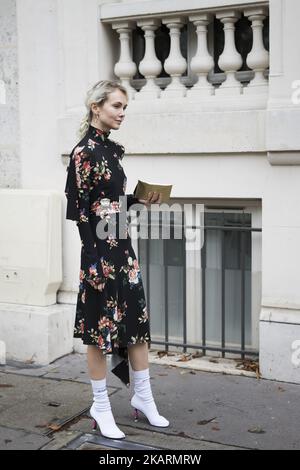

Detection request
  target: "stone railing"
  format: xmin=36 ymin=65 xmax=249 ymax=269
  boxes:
xmin=101 ymin=1 xmax=269 ymax=101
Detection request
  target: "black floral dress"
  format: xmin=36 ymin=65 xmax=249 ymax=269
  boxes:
xmin=64 ymin=124 xmax=151 ymax=386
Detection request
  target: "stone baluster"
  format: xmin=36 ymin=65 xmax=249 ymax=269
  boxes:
xmin=135 ymin=19 xmax=162 ymax=100
xmin=187 ymin=13 xmax=214 ymax=98
xmin=112 ymin=21 xmax=137 ymax=99
xmin=244 ymin=6 xmax=269 ymax=94
xmin=161 ymin=17 xmax=187 ymax=98
xmin=215 ymin=10 xmax=243 ymax=95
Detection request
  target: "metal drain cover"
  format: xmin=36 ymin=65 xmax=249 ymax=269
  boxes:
xmin=65 ymin=432 xmax=160 ymax=451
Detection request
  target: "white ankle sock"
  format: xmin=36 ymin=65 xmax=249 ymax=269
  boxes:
xmin=131 ymin=368 xmax=169 ymax=427
xmin=90 ymin=378 xmax=125 ymax=439
xmin=132 ymin=368 xmax=153 ymax=402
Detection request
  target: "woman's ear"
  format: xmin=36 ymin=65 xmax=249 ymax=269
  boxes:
xmin=91 ymin=103 xmax=98 ymax=113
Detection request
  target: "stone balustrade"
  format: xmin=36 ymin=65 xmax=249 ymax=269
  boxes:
xmin=102 ymin=2 xmax=269 ymax=100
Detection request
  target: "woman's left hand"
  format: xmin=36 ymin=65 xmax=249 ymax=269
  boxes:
xmin=138 ymin=191 xmax=162 ymax=207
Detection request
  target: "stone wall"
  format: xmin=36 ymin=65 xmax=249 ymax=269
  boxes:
xmin=0 ymin=0 xmax=19 ymax=188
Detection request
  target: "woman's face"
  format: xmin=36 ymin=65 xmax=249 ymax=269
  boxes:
xmin=92 ymin=89 xmax=128 ymax=132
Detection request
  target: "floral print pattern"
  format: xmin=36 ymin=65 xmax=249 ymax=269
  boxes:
xmin=65 ymin=124 xmax=150 ymax=385
xmin=120 ymin=253 xmax=143 ymax=288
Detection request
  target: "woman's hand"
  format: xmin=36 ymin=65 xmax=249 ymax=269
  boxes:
xmin=138 ymin=191 xmax=162 ymax=207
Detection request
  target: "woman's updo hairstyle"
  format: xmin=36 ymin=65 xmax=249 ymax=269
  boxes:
xmin=77 ymin=80 xmax=128 ymax=139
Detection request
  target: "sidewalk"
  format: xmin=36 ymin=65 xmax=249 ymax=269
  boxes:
xmin=0 ymin=351 xmax=299 ymax=450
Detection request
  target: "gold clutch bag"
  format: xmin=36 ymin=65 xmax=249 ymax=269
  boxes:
xmin=134 ymin=180 xmax=173 ymax=204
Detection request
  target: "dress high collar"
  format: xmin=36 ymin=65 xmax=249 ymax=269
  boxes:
xmin=88 ymin=124 xmax=111 ymax=142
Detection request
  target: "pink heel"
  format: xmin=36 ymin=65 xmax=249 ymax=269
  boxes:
xmin=89 ymin=406 xmax=126 ymax=439
xmin=133 ymin=408 xmax=139 ymax=422
xmin=131 ymin=395 xmax=170 ymax=427
xmin=92 ymin=418 xmax=97 ymax=431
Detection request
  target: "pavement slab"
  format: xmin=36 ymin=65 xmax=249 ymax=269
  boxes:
xmin=1 ymin=352 xmax=300 ymax=450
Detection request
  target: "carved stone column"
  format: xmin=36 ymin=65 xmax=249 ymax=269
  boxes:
xmin=135 ymin=19 xmax=162 ymax=100
xmin=187 ymin=13 xmax=214 ymax=98
xmin=161 ymin=17 xmax=187 ymax=98
xmin=215 ymin=10 xmax=243 ymax=95
xmin=244 ymin=6 xmax=269 ymax=94
xmin=112 ymin=21 xmax=137 ymax=99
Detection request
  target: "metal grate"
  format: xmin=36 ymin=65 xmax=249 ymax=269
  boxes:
xmin=137 ymin=209 xmax=261 ymax=359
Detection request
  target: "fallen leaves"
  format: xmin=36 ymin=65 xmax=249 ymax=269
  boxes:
xmin=191 ymin=351 xmax=203 ymax=358
xmin=156 ymin=350 xmax=175 ymax=358
xmin=176 ymin=431 xmax=189 ymax=438
xmin=211 ymin=426 xmax=220 ymax=431
xmin=24 ymin=355 xmax=36 ymax=364
xmin=197 ymin=417 xmax=217 ymax=425
xmin=156 ymin=350 xmax=203 ymax=361
xmin=247 ymin=426 xmax=266 ymax=434
xmin=177 ymin=354 xmax=192 ymax=362
xmin=47 ymin=423 xmax=63 ymax=432
xmin=35 ymin=421 xmax=63 ymax=432
xmin=177 ymin=351 xmax=203 ymax=362
xmin=208 ymin=358 xmax=219 ymax=363
xmin=235 ymin=359 xmax=260 ymax=378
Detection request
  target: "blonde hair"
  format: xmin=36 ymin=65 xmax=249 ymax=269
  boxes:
xmin=78 ymin=80 xmax=128 ymax=139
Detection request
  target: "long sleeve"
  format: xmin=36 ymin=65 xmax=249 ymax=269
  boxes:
xmin=126 ymin=194 xmax=140 ymax=210
xmin=65 ymin=145 xmax=106 ymax=291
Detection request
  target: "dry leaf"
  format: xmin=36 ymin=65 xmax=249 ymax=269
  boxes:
xmin=177 ymin=354 xmax=192 ymax=362
xmin=47 ymin=423 xmax=63 ymax=432
xmin=248 ymin=427 xmax=266 ymax=434
xmin=191 ymin=351 xmax=203 ymax=358
xmin=24 ymin=355 xmax=36 ymax=364
xmin=197 ymin=417 xmax=217 ymax=425
xmin=236 ymin=359 xmax=260 ymax=378
xmin=157 ymin=350 xmax=168 ymax=358
xmin=211 ymin=426 xmax=220 ymax=431
xmin=176 ymin=431 xmax=188 ymax=438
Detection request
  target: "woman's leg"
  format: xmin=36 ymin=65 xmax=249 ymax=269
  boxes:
xmin=87 ymin=345 xmax=125 ymax=439
xmin=128 ymin=342 xmax=169 ymax=427
xmin=127 ymin=342 xmax=149 ymax=371
xmin=87 ymin=345 xmax=107 ymax=379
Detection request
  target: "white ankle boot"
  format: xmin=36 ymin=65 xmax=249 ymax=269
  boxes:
xmin=90 ymin=378 xmax=125 ymax=439
xmin=131 ymin=368 xmax=169 ymax=428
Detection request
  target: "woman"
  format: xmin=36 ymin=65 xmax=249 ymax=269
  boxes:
xmin=64 ymin=80 xmax=169 ymax=439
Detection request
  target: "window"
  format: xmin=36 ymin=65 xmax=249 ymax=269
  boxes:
xmin=135 ymin=204 xmax=261 ymax=357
